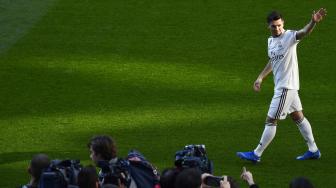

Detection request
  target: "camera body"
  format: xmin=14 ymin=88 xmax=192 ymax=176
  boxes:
xmin=97 ymin=159 xmax=131 ymax=186
xmin=204 ymin=176 xmax=224 ymax=187
xmin=175 ymin=144 xmax=213 ymax=174
xmin=39 ymin=159 xmax=82 ymax=188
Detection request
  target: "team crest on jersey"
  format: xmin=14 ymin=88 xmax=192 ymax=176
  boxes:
xmin=273 ymin=41 xmax=283 ymax=50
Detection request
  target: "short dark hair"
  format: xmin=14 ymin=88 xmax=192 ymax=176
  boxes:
xmin=289 ymin=177 xmax=314 ymax=188
xmin=175 ymin=168 xmax=202 ymax=188
xmin=88 ymin=135 xmax=117 ymax=160
xmin=77 ymin=165 xmax=98 ymax=188
xmin=160 ymin=168 xmax=180 ymax=188
xmin=267 ymin=11 xmax=283 ymax=24
xmin=30 ymin=153 xmax=50 ymax=181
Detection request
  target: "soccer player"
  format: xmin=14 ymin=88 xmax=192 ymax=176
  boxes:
xmin=237 ymin=8 xmax=327 ymax=162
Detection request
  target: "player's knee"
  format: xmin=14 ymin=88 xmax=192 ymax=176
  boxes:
xmin=266 ymin=116 xmax=277 ymax=125
xmin=290 ymin=111 xmax=304 ymax=122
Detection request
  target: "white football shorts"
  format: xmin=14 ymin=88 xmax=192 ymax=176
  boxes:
xmin=267 ymin=89 xmax=303 ymax=120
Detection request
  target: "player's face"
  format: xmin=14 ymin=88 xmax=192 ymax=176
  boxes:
xmin=269 ymin=19 xmax=284 ymax=37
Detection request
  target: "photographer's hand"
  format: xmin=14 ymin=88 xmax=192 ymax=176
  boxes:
xmin=201 ymin=173 xmax=212 ymax=188
xmin=220 ymin=176 xmax=231 ymax=188
xmin=241 ymin=167 xmax=255 ymax=186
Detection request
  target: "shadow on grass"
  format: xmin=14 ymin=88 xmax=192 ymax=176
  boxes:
xmin=0 ymin=0 xmax=273 ymax=120
xmin=0 ymin=61 xmax=260 ymax=119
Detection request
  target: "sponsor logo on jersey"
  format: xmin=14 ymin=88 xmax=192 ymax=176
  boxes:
xmin=270 ymin=51 xmax=284 ymax=62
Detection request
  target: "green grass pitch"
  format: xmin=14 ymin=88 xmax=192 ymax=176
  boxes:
xmin=1 ymin=0 xmax=336 ymax=187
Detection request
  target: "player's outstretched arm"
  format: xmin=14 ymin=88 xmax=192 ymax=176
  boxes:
xmin=253 ymin=61 xmax=272 ymax=92
xmin=296 ymin=8 xmax=327 ymax=40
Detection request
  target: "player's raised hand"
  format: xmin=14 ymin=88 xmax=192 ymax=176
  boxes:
xmin=253 ymin=78 xmax=262 ymax=92
xmin=312 ymin=8 xmax=327 ymax=23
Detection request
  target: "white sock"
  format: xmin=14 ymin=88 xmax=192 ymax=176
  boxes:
xmin=297 ymin=118 xmax=318 ymax=152
xmin=254 ymin=123 xmax=277 ymax=157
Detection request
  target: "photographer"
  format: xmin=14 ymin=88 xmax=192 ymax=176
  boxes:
xmin=160 ymin=168 xmax=179 ymax=188
xmin=88 ymin=135 xmax=118 ymax=166
xmin=77 ymin=165 xmax=99 ymax=188
xmin=175 ymin=168 xmax=202 ymax=188
xmin=289 ymin=177 xmax=314 ymax=188
xmin=21 ymin=153 xmax=50 ymax=188
xmin=87 ymin=135 xmax=136 ymax=188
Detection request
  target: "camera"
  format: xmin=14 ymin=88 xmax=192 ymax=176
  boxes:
xmin=97 ymin=159 xmax=131 ymax=186
xmin=39 ymin=159 xmax=82 ymax=188
xmin=204 ymin=176 xmax=224 ymax=187
xmin=175 ymin=144 xmax=213 ymax=174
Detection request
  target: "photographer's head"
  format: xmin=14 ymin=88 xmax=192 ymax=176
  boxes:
xmin=78 ymin=165 xmax=99 ymax=188
xmin=88 ymin=135 xmax=117 ymax=163
xmin=160 ymin=168 xmax=180 ymax=188
xmin=175 ymin=168 xmax=202 ymax=188
xmin=289 ymin=177 xmax=314 ymax=188
xmin=27 ymin=153 xmax=50 ymax=186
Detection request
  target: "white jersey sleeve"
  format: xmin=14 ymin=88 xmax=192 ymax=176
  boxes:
xmin=268 ymin=30 xmax=300 ymax=91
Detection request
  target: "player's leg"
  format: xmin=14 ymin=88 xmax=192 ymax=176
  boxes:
xmin=289 ymin=91 xmax=320 ymax=160
xmin=254 ymin=89 xmax=292 ymax=156
xmin=253 ymin=116 xmax=277 ymax=157
xmin=237 ymin=117 xmax=277 ymax=163
xmin=291 ymin=111 xmax=320 ymax=160
xmin=237 ymin=89 xmax=289 ymax=162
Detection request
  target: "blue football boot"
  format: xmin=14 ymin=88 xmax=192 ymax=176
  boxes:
xmin=296 ymin=150 xmax=321 ymax=160
xmin=237 ymin=151 xmax=260 ymax=163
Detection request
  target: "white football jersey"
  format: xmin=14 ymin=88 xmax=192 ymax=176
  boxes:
xmin=268 ymin=30 xmax=300 ymax=91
